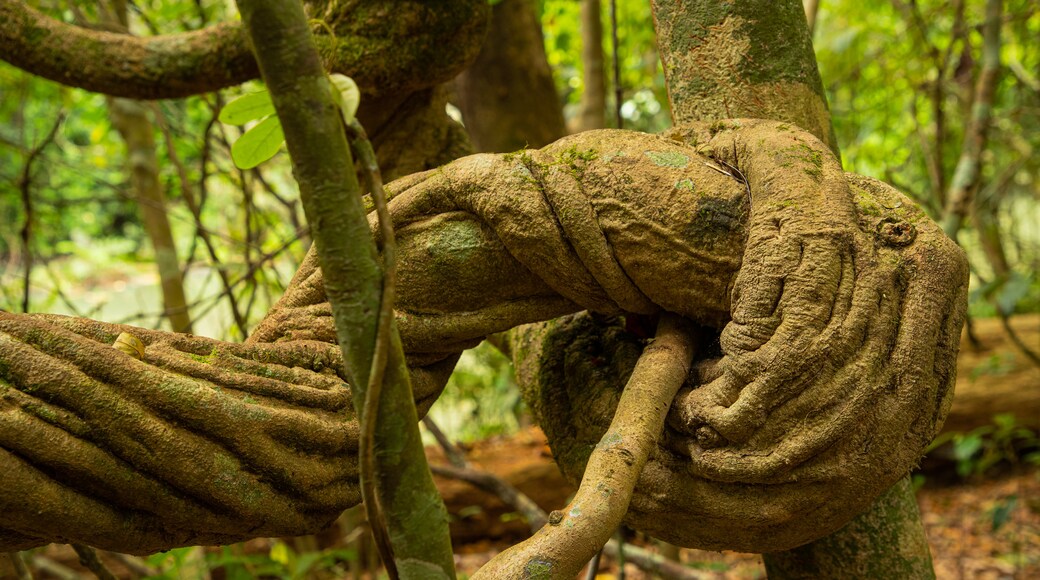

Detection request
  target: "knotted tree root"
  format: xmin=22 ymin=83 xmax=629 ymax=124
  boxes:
xmin=0 ymin=121 xmax=967 ymax=554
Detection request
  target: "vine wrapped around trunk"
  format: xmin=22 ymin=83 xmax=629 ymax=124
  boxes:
xmin=0 ymin=121 xmax=967 ymax=555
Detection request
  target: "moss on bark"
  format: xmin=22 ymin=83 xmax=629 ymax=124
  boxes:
xmin=650 ymin=0 xmax=838 ymax=154
xmin=764 ymin=477 xmax=936 ymax=579
xmin=0 ymin=0 xmax=487 ymax=100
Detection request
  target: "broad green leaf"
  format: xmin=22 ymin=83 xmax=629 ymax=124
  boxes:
xmin=231 ymin=116 xmax=285 ymax=169
xmin=952 ymin=433 xmax=983 ymax=462
xmin=995 ymin=271 xmax=1032 ymax=316
xmin=219 ymin=90 xmax=276 ymax=125
xmin=989 ymin=494 xmax=1017 ymax=532
xmin=328 ymin=74 xmax=360 ymax=122
xmin=269 ymin=541 xmax=293 ymax=566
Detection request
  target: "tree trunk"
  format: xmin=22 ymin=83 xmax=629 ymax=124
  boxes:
xmin=650 ymin=0 xmax=838 ymax=155
xmin=454 ymin=0 xmax=566 ymax=152
xmin=107 ymin=98 xmax=194 ymax=334
xmin=763 ymin=478 xmax=934 ymax=579
xmin=941 ymin=0 xmax=1003 ymax=239
xmin=649 ymin=1 xmax=935 ymax=575
xmin=578 ymin=0 xmax=607 ymax=131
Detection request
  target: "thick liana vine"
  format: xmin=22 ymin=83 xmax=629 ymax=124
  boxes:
xmin=473 ymin=315 xmax=697 ymax=579
xmin=233 ymin=0 xmax=454 ymax=577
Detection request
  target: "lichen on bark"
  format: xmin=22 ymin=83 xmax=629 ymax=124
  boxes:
xmin=650 ymin=0 xmax=838 ymax=154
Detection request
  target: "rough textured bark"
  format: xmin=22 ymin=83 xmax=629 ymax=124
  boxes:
xmin=650 ymin=0 xmax=838 ymax=154
xmin=0 ymin=0 xmax=487 ymax=100
xmin=107 ymin=98 xmax=193 ymax=333
xmin=454 ymin=0 xmax=566 ymax=152
xmin=763 ymin=477 xmax=935 ymax=579
xmin=235 ymin=0 xmax=455 ymax=576
xmin=650 ymin=0 xmax=941 ymax=571
xmin=1 ymin=123 xmax=967 ymax=556
xmin=362 ymin=85 xmax=474 ymax=182
xmin=579 ymin=0 xmax=607 ymax=131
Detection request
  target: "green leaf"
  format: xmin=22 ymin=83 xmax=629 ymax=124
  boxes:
xmin=995 ymin=271 xmax=1032 ymax=316
xmin=269 ymin=541 xmax=293 ymax=566
xmin=952 ymin=434 xmax=983 ymax=461
xmin=989 ymin=494 xmax=1017 ymax=532
xmin=328 ymin=74 xmax=360 ymax=122
xmin=219 ymin=90 xmax=276 ymax=125
xmin=231 ymin=116 xmax=285 ymax=169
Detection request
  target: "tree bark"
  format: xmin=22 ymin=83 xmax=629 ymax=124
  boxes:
xmin=454 ymin=0 xmax=566 ymax=152
xmin=0 ymin=0 xmax=487 ymax=100
xmin=649 ymin=0 xmax=936 ymax=573
xmin=0 ymin=125 xmax=966 ymax=557
xmin=650 ymin=0 xmax=838 ymax=154
xmin=764 ymin=478 xmax=935 ymax=579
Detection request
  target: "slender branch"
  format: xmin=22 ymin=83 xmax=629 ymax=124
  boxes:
xmin=614 ymin=530 xmax=626 ymax=580
xmin=148 ymin=228 xmax=305 ymax=328
xmin=252 ymin=167 xmax=304 ymax=234
xmin=100 ymin=551 xmax=159 ymax=578
xmin=941 ymin=0 xmax=1004 ymax=238
xmin=234 ymin=0 xmax=455 ymax=577
xmin=150 ymin=103 xmax=248 ymax=336
xmin=999 ymin=313 xmax=1040 ymax=367
xmin=70 ymin=545 xmax=116 ymax=580
xmin=28 ymin=555 xmax=81 ymax=580
xmin=473 ymin=314 xmax=697 ymax=579
xmin=346 ymin=118 xmax=399 ymax=577
xmin=427 ymin=426 xmax=708 ymax=579
xmin=422 ymin=416 xmax=468 ymax=469
xmin=584 ymin=549 xmax=603 ymax=579
xmin=422 ymin=417 xmax=703 ymax=578
xmin=601 ymin=541 xmax=707 ymax=580
xmin=17 ymin=111 xmax=65 ymax=313
xmin=430 ymin=464 xmax=549 ymax=532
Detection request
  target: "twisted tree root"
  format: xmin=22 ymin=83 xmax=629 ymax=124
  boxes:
xmin=0 ymin=121 xmax=967 ymax=554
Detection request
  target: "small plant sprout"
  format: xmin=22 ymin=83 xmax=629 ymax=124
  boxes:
xmin=220 ymin=74 xmax=360 ymax=169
